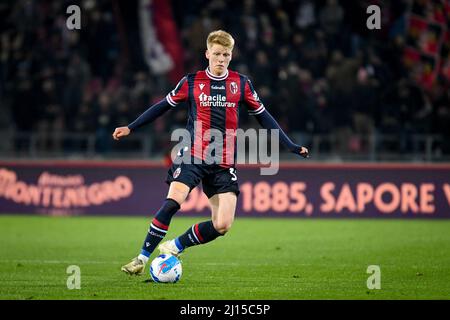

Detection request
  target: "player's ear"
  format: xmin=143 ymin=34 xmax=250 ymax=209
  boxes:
xmin=205 ymin=49 xmax=210 ymax=60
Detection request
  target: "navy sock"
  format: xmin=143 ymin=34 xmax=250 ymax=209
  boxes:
xmin=176 ymin=220 xmax=223 ymax=250
xmin=140 ymin=199 xmax=180 ymax=257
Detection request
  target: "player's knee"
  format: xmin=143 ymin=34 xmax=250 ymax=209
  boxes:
xmin=213 ymin=219 xmax=233 ymax=235
xmin=167 ymin=184 xmax=189 ymax=205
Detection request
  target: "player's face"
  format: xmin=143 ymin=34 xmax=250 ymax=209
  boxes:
xmin=206 ymin=44 xmax=232 ymax=76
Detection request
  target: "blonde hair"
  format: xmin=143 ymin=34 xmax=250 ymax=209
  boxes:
xmin=206 ymin=30 xmax=235 ymax=50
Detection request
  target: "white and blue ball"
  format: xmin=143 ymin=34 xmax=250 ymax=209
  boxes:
xmin=149 ymin=254 xmax=182 ymax=283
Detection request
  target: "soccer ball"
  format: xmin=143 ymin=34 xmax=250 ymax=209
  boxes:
xmin=149 ymin=254 xmax=182 ymax=283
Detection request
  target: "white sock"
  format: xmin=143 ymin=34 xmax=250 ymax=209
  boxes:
xmin=138 ymin=254 xmax=149 ymax=265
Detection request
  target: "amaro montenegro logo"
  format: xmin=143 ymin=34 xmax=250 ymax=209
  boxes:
xmin=0 ymin=168 xmax=133 ymax=210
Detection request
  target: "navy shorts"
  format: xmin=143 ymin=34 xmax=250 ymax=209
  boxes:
xmin=165 ymin=159 xmax=240 ymax=199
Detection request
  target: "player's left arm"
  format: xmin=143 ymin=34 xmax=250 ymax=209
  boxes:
xmin=254 ymin=110 xmax=309 ymax=158
xmin=243 ymin=78 xmax=309 ymax=158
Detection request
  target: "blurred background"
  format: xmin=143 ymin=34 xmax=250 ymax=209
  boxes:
xmin=1 ymin=1 xmax=450 ymax=301
xmin=0 ymin=0 xmax=449 ymax=162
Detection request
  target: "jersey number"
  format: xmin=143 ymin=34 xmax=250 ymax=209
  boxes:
xmin=229 ymin=168 xmax=237 ymax=181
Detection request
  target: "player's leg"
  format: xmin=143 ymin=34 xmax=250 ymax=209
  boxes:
xmin=122 ymin=157 xmax=208 ymax=274
xmin=137 ymin=182 xmax=190 ymax=258
xmin=160 ymin=192 xmax=237 ymax=255
xmin=159 ymin=165 xmax=239 ymax=256
xmin=210 ymin=192 xmax=237 ymax=234
xmin=121 ymin=182 xmax=190 ymax=275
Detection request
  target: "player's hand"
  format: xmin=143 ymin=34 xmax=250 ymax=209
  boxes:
xmin=299 ymin=146 xmax=309 ymax=158
xmin=112 ymin=126 xmax=131 ymax=140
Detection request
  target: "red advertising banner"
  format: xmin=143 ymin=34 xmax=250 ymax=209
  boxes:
xmin=0 ymin=161 xmax=449 ymax=218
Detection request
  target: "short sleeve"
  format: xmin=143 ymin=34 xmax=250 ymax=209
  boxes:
xmin=166 ymin=76 xmax=189 ymax=107
xmin=243 ymin=78 xmax=265 ymax=115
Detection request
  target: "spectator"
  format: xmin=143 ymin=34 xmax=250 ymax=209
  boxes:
xmin=0 ymin=0 xmax=448 ymax=159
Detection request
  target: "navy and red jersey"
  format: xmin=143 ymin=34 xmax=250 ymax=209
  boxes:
xmin=165 ymin=68 xmax=265 ymax=168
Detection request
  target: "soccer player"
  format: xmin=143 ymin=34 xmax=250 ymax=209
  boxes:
xmin=113 ymin=30 xmax=309 ymax=275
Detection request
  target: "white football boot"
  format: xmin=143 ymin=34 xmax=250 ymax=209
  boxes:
xmin=158 ymin=239 xmax=182 ymax=257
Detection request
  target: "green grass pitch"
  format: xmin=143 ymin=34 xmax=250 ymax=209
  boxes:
xmin=0 ymin=215 xmax=449 ymax=300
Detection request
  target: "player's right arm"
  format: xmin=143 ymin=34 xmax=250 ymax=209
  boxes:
xmin=112 ymin=76 xmax=189 ymax=140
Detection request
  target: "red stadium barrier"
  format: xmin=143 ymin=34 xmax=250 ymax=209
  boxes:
xmin=0 ymin=160 xmax=449 ymax=218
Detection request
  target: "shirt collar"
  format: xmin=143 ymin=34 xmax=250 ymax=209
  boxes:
xmin=206 ymin=67 xmax=229 ymax=81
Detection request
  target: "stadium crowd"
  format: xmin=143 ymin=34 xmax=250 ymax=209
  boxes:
xmin=0 ymin=0 xmax=449 ymax=158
